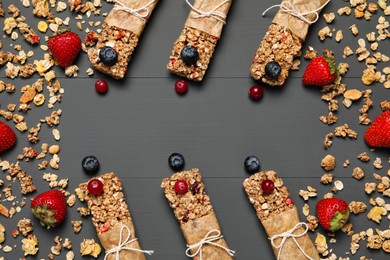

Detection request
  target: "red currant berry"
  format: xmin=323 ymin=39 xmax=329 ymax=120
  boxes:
xmin=95 ymin=79 xmax=109 ymax=94
xmin=248 ymin=85 xmax=264 ymax=101
xmin=285 ymin=198 xmax=294 ymax=205
xmin=261 ymin=179 xmax=274 ymax=194
xmin=174 ymin=180 xmax=188 ymax=194
xmin=87 ymin=179 xmax=104 ymax=195
xmin=175 ymin=80 xmax=188 ymax=95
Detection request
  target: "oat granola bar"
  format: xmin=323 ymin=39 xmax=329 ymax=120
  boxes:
xmin=79 ymin=172 xmax=149 ymax=260
xmin=161 ymin=168 xmax=234 ymax=259
xmin=250 ymin=24 xmax=302 ymax=86
xmin=250 ymin=0 xmax=330 ymax=86
xmin=243 ymin=170 xmax=319 ymax=260
xmin=167 ymin=0 xmax=233 ymax=81
xmin=88 ymin=0 xmax=159 ymax=79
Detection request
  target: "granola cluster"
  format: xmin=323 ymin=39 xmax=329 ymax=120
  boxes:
xmin=250 ymin=23 xmax=302 ymax=86
xmin=243 ymin=170 xmax=293 ymax=221
xmin=161 ymin=168 xmax=213 ymax=223
xmin=88 ymin=23 xmax=139 ymax=79
xmin=167 ymin=26 xmax=218 ymax=81
xmin=78 ymin=172 xmax=131 ymax=233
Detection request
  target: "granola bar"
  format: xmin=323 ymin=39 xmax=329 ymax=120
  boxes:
xmin=167 ymin=0 xmax=233 ymax=81
xmin=250 ymin=24 xmax=302 ymax=86
xmin=243 ymin=170 xmax=319 ymax=259
xmin=88 ymin=0 xmax=159 ymax=79
xmin=161 ymin=168 xmax=234 ymax=259
xmin=79 ymin=172 xmax=149 ymax=260
xmin=250 ymin=0 xmax=330 ymax=86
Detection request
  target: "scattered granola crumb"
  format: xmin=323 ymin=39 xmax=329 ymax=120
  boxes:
xmin=21 ymin=234 xmax=39 ymax=256
xmin=80 ymin=239 xmax=101 ymax=258
xmin=321 ymin=155 xmax=336 ymax=171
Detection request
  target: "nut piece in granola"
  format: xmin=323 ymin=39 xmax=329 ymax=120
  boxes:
xmin=17 ymin=218 xmax=33 ymax=236
xmin=21 ymin=234 xmax=39 ymax=256
xmin=80 ymin=239 xmax=101 ymax=258
xmin=0 ymin=224 xmax=5 ymax=244
xmin=321 ymin=155 xmax=335 ymax=171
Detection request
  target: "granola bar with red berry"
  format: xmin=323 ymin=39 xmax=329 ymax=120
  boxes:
xmin=88 ymin=0 xmax=160 ymax=79
xmin=243 ymin=170 xmax=319 ymax=260
xmin=79 ymin=172 xmax=151 ymax=260
xmin=167 ymin=0 xmax=233 ymax=81
xmin=161 ymin=168 xmax=234 ymax=259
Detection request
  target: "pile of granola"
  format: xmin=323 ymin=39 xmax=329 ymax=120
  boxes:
xmin=0 ymin=0 xmax=118 ymax=258
xmin=297 ymin=0 xmax=390 ymax=258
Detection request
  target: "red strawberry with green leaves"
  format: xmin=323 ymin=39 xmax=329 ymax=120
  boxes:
xmin=302 ymin=56 xmax=337 ymax=86
xmin=316 ymin=198 xmax=350 ymax=232
xmin=31 ymin=190 xmax=67 ymax=228
xmin=0 ymin=121 xmax=16 ymax=153
xmin=47 ymin=31 xmax=81 ymax=68
xmin=364 ymin=111 xmax=390 ymax=148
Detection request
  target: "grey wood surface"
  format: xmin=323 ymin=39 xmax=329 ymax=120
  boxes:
xmin=0 ymin=0 xmax=389 ymax=259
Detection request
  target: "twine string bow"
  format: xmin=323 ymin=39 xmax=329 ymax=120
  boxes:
xmin=262 ymin=0 xmax=331 ymax=25
xmin=186 ymin=0 xmax=230 ymax=24
xmin=185 ymin=229 xmax=235 ymax=260
xmin=104 ymin=226 xmax=154 ymax=260
xmin=269 ymin=222 xmax=314 ymax=260
xmin=114 ymin=0 xmax=156 ymax=22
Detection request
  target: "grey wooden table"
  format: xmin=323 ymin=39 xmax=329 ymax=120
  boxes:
xmin=0 ymin=0 xmax=389 ymax=259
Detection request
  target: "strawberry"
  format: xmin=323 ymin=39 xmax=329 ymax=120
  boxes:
xmin=302 ymin=56 xmax=337 ymax=86
xmin=47 ymin=31 xmax=81 ymax=68
xmin=364 ymin=111 xmax=390 ymax=148
xmin=31 ymin=190 xmax=67 ymax=228
xmin=316 ymin=198 xmax=350 ymax=232
xmin=0 ymin=121 xmax=16 ymax=153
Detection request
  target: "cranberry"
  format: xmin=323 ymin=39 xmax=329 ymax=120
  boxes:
xmin=285 ymin=198 xmax=294 ymax=205
xmin=95 ymin=79 xmax=108 ymax=94
xmin=261 ymin=179 xmax=274 ymax=194
xmin=174 ymin=180 xmax=188 ymax=195
xmin=31 ymin=35 xmax=39 ymax=44
xmin=182 ymin=214 xmax=189 ymax=223
xmin=175 ymin=80 xmax=188 ymax=95
xmin=87 ymin=179 xmax=104 ymax=195
xmin=190 ymin=181 xmax=200 ymax=195
xmin=248 ymin=85 xmax=264 ymax=101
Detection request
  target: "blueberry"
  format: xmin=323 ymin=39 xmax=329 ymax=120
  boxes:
xmin=168 ymin=153 xmax=185 ymax=171
xmin=265 ymin=61 xmax=281 ymax=79
xmin=244 ymin=156 xmax=260 ymax=174
xmin=99 ymin=46 xmax=118 ymax=66
xmin=180 ymin=45 xmax=199 ymax=65
xmin=82 ymin=156 xmax=100 ymax=174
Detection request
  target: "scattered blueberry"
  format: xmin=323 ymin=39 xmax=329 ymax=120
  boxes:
xmin=168 ymin=153 xmax=185 ymax=171
xmin=82 ymin=155 xmax=100 ymax=174
xmin=99 ymin=46 xmax=118 ymax=66
xmin=265 ymin=61 xmax=281 ymax=79
xmin=180 ymin=45 xmax=199 ymax=65
xmin=244 ymin=156 xmax=260 ymax=174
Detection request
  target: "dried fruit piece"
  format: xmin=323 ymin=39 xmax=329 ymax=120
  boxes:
xmin=37 ymin=21 xmax=48 ymax=33
xmin=20 ymin=87 xmax=36 ymax=104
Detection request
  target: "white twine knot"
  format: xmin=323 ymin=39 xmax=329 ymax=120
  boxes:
xmin=262 ymin=0 xmax=331 ymax=25
xmin=186 ymin=0 xmax=229 ymax=24
xmin=104 ymin=226 xmax=154 ymax=260
xmin=269 ymin=222 xmax=314 ymax=260
xmin=114 ymin=0 xmax=156 ymax=22
xmin=185 ymin=229 xmax=235 ymax=260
